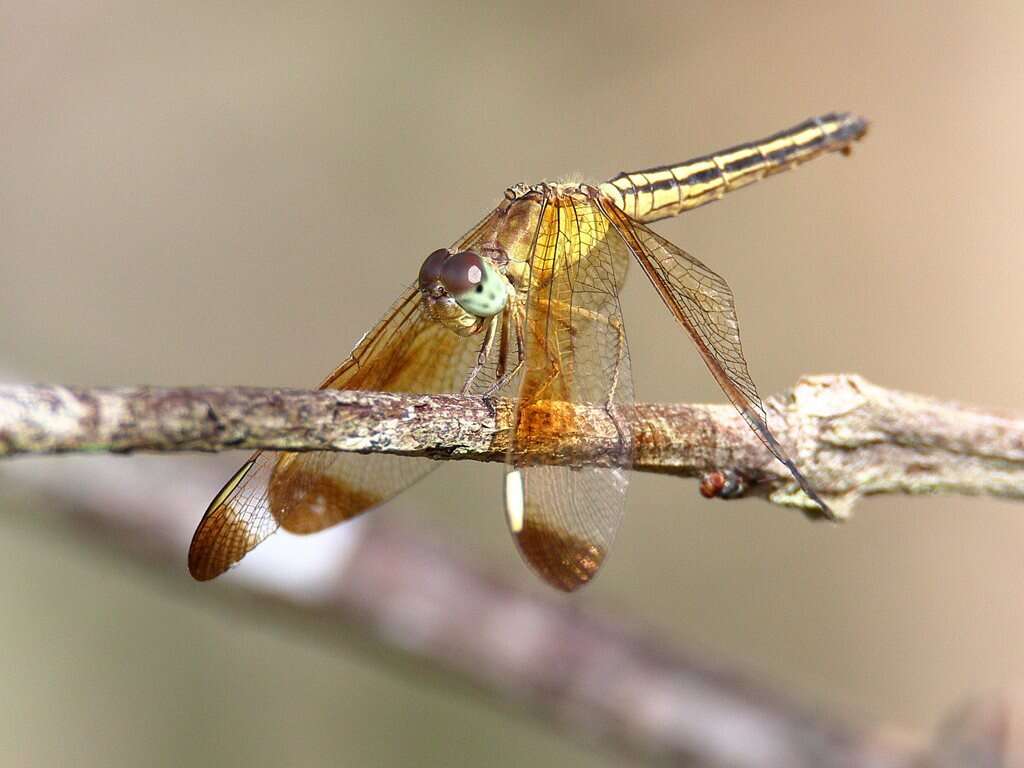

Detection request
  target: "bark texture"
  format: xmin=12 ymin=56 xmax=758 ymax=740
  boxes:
xmin=2 ymin=374 xmax=1022 ymax=517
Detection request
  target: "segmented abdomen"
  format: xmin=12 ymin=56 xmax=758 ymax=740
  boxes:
xmin=600 ymin=112 xmax=868 ymax=223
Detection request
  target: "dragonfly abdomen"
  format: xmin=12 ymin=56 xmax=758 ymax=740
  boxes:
xmin=600 ymin=112 xmax=868 ymax=223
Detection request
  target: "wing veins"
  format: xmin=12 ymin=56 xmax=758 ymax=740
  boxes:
xmin=599 ymin=200 xmax=833 ymax=517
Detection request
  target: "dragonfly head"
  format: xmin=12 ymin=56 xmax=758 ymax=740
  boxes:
xmin=418 ymin=248 xmax=509 ymax=336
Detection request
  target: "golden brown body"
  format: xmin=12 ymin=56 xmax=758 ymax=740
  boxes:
xmin=601 ymin=112 xmax=866 ymax=222
xmin=189 ymin=113 xmax=868 ymax=589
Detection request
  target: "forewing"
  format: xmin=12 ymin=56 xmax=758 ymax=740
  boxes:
xmin=505 ymin=194 xmax=634 ymax=591
xmin=601 ymin=202 xmax=832 ymax=516
xmin=189 ymin=206 xmax=518 ymax=580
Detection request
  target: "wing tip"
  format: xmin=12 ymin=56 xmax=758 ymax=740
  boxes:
xmin=188 ymin=459 xmax=260 ymax=581
xmin=187 ymin=508 xmax=241 ymax=581
xmin=512 ymin=511 xmax=608 ymax=592
xmin=187 ymin=556 xmax=225 ymax=582
xmin=779 ymin=457 xmax=837 ymax=521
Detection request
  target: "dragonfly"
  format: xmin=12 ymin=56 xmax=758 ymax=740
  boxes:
xmin=189 ymin=112 xmax=868 ymax=591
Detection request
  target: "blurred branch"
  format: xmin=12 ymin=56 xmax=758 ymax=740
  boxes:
xmin=4 ymin=457 xmax=933 ymax=768
xmin=2 ymin=374 xmax=1024 ymax=516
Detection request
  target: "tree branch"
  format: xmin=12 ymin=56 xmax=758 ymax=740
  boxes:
xmin=2 ymin=374 xmax=1022 ymax=516
xmin=3 ymin=376 xmax=1020 ymax=766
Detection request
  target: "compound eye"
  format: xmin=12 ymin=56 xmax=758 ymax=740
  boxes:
xmin=418 ymin=248 xmax=451 ymax=289
xmin=440 ymin=251 xmax=486 ymax=294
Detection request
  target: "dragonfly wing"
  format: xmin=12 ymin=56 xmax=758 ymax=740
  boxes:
xmin=188 ymin=451 xmax=288 ymax=581
xmin=189 ymin=281 xmax=503 ymax=580
xmin=190 ymin=202 xmax=530 ymax=580
xmin=505 ymin=194 xmax=635 ymax=591
xmin=601 ymin=202 xmax=832 ymax=517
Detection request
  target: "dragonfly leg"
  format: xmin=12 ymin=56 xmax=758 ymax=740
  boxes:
xmin=604 ymin=314 xmax=626 ymax=408
xmin=492 ymin=306 xmax=511 ymax=381
xmin=602 ymin=313 xmax=632 ymax=463
xmin=482 ymin=298 xmax=526 ymax=397
xmin=460 ymin=315 xmax=499 ymax=395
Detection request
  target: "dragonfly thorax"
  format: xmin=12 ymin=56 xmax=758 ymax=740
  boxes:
xmin=418 ymin=248 xmax=511 ymax=336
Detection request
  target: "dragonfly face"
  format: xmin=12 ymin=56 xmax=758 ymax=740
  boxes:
xmin=189 ymin=112 xmax=869 ymax=591
xmin=417 ymin=248 xmax=511 ymax=336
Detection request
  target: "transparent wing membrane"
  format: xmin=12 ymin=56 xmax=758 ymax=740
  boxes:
xmin=505 ymin=193 xmax=635 ymax=591
xmin=189 ymin=209 xmax=519 ymax=580
xmin=602 ymin=202 xmax=832 ymax=517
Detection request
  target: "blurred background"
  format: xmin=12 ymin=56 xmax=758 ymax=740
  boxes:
xmin=3 ymin=1 xmax=1024 ymax=766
